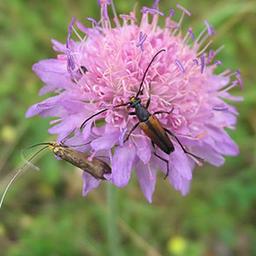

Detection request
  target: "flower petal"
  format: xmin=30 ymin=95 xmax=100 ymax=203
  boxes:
xmin=169 ymin=145 xmax=193 ymax=180
xmin=133 ymin=135 xmax=151 ymax=164
xmin=111 ymin=144 xmax=136 ymax=187
xmin=25 ymin=95 xmax=64 ymax=118
xmin=191 ymin=144 xmax=225 ymax=167
xmin=91 ymin=131 xmax=120 ymax=151
xmin=82 ymin=122 xmax=93 ymax=141
xmin=168 ymin=170 xmax=191 ymax=196
xmin=135 ymin=161 xmax=156 ymax=203
xmin=175 ymin=136 xmax=225 ymax=167
xmin=166 ymin=147 xmax=195 ymax=195
xmin=32 ymin=59 xmax=74 ymax=94
xmin=51 ymin=39 xmax=66 ymax=52
xmin=82 ymin=172 xmax=100 ymax=196
xmin=207 ymin=127 xmax=239 ymax=156
xmin=48 ymin=114 xmax=85 ymax=141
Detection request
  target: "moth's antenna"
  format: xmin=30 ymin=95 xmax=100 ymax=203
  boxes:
xmin=0 ymin=145 xmax=49 ymax=209
xmin=26 ymin=142 xmax=52 ymax=150
xmin=0 ymin=168 xmax=24 ymax=209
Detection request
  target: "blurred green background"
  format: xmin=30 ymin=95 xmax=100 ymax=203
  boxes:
xmin=0 ymin=0 xmax=255 ymax=255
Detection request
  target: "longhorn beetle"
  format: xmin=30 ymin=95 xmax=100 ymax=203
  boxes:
xmin=80 ymin=49 xmax=202 ymax=177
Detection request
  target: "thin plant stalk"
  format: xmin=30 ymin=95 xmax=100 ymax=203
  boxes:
xmin=107 ymin=183 xmax=121 ymax=256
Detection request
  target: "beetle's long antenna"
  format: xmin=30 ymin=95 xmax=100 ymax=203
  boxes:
xmin=136 ymin=49 xmax=166 ymax=98
xmin=80 ymin=102 xmax=130 ymax=130
xmin=80 ymin=108 xmax=109 ymax=130
xmin=0 ymin=145 xmax=49 ymax=209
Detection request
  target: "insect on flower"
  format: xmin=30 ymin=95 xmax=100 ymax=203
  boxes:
xmin=0 ymin=142 xmax=111 ymax=209
xmin=28 ymin=142 xmax=112 ymax=180
xmin=80 ymin=49 xmax=203 ymax=177
xmin=27 ymin=0 xmax=242 ymax=202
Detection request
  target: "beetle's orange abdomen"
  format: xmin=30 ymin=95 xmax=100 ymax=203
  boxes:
xmin=139 ymin=115 xmax=174 ymax=154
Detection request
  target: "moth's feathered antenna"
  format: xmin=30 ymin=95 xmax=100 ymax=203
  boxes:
xmin=0 ymin=145 xmax=49 ymax=209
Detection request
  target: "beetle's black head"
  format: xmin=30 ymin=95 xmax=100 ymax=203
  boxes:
xmin=129 ymin=96 xmax=141 ymax=108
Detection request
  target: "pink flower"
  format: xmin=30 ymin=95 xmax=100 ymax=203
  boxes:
xmin=27 ymin=0 xmax=242 ymax=202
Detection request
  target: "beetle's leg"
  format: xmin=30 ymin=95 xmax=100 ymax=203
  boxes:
xmin=164 ymin=128 xmax=203 ymax=162
xmin=124 ymin=122 xmax=140 ymax=143
xmin=129 ymin=112 xmax=136 ymax=116
xmin=153 ymin=106 xmax=174 ymax=116
xmin=152 ymin=142 xmax=170 ymax=179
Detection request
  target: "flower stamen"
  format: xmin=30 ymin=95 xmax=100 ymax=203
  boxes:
xmin=176 ymin=4 xmax=191 ymax=17
xmin=197 ymin=39 xmax=213 ymax=56
xmin=136 ymin=31 xmax=147 ymax=51
xmin=72 ymin=26 xmax=83 ymax=42
xmin=110 ymin=0 xmax=120 ymax=27
xmin=195 ymin=27 xmax=207 ymax=44
xmin=213 ymin=105 xmax=229 ymax=111
xmin=87 ymin=17 xmax=99 ymax=27
xmin=66 ymin=17 xmax=77 ymax=80
xmin=169 ymin=8 xmax=175 ymax=17
xmin=200 ymin=54 xmax=205 ymax=73
xmin=236 ymin=70 xmax=243 ymax=89
xmin=193 ymin=59 xmax=199 ymax=65
xmin=141 ymin=7 xmax=164 ymax=16
xmin=188 ymin=27 xmax=195 ymax=41
xmin=204 ymin=20 xmax=215 ymax=36
xmin=175 ymin=59 xmax=185 ymax=73
xmin=214 ymin=60 xmax=222 ymax=66
xmin=220 ymin=81 xmax=239 ymax=93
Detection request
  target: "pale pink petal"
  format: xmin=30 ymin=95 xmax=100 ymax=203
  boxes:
xmin=51 ymin=39 xmax=66 ymax=52
xmin=133 ymin=135 xmax=151 ymax=164
xmin=25 ymin=95 xmax=65 ymax=118
xmin=32 ymin=59 xmax=74 ymax=94
xmin=82 ymin=172 xmax=100 ymax=196
xmin=91 ymin=132 xmax=120 ymax=151
xmin=168 ymin=170 xmax=191 ymax=196
xmin=136 ymin=161 xmax=156 ymax=203
xmin=169 ymin=144 xmax=193 ymax=180
xmin=111 ymin=144 xmax=136 ymax=187
xmin=207 ymin=127 xmax=239 ymax=156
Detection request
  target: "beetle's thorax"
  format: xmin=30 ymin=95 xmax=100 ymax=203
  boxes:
xmin=135 ymin=103 xmax=151 ymax=122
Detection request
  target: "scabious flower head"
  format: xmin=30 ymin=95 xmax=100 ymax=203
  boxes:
xmin=27 ymin=0 xmax=242 ymax=202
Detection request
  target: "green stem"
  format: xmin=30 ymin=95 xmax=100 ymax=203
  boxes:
xmin=107 ymin=183 xmax=120 ymax=256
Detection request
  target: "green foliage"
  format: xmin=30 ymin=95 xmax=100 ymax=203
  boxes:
xmin=0 ymin=0 xmax=255 ymax=255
